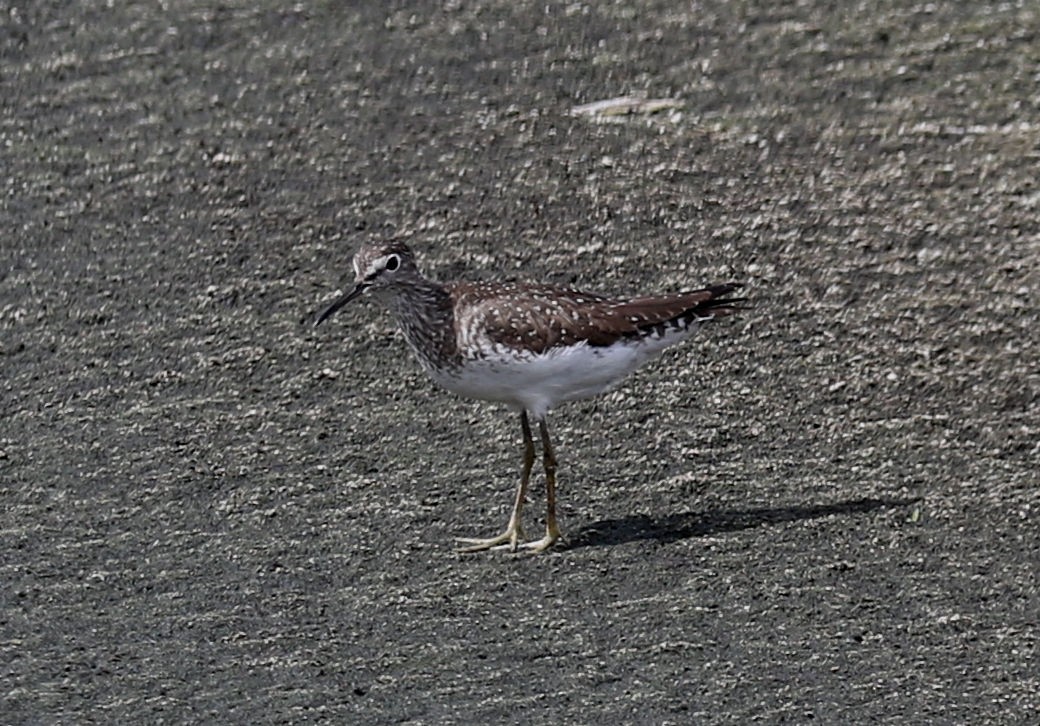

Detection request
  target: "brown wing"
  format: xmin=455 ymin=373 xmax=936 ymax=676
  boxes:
xmin=612 ymin=284 xmax=745 ymax=327
xmin=451 ymin=281 xmax=744 ymax=355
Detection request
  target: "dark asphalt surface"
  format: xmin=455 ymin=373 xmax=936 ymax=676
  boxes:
xmin=2 ymin=1 xmax=1038 ymax=723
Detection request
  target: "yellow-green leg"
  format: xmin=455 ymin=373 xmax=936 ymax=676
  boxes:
xmin=457 ymin=411 xmax=535 ymax=553
xmin=518 ymin=417 xmax=561 ymax=552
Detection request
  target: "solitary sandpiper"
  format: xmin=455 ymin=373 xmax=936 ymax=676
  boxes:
xmin=315 ymin=241 xmax=745 ymax=553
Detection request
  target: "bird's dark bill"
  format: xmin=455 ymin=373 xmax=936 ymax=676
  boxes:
xmin=314 ymin=283 xmax=367 ymax=326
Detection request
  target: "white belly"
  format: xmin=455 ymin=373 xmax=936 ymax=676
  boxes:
xmin=423 ymin=332 xmax=697 ymax=419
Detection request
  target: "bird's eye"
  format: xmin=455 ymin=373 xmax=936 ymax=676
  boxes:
xmin=385 ymin=254 xmax=400 ymax=272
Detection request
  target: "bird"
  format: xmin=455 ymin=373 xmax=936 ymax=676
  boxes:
xmin=314 ymin=241 xmax=745 ymax=553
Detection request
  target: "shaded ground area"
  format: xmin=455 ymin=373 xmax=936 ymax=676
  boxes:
xmin=2 ymin=1 xmax=1037 ymax=723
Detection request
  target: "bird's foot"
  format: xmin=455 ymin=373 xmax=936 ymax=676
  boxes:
xmin=516 ymin=530 xmax=560 ymax=553
xmin=456 ymin=524 xmax=524 ymax=553
xmin=457 ymin=525 xmax=560 ymax=554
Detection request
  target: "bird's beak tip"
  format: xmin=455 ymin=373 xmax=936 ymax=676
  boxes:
xmin=314 ymin=283 xmax=366 ymax=327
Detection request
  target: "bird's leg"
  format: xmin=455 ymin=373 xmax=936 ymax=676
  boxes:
xmin=457 ymin=411 xmax=535 ymax=553
xmin=518 ymin=417 xmax=562 ymax=552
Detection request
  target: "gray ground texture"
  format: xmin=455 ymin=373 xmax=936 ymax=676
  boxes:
xmin=2 ymin=1 xmax=1038 ymax=724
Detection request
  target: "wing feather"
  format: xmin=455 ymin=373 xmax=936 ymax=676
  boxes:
xmin=449 ymin=282 xmax=744 ymax=355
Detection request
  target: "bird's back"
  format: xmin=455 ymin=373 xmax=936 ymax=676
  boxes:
xmin=449 ymin=280 xmax=743 ymax=355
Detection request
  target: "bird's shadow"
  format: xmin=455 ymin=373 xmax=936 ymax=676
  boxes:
xmin=564 ymin=496 xmax=919 ymax=549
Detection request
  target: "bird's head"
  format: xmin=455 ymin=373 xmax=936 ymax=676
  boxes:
xmin=314 ymin=241 xmax=418 ymax=326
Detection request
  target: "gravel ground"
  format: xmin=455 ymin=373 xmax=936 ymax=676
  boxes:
xmin=2 ymin=1 xmax=1037 ymax=723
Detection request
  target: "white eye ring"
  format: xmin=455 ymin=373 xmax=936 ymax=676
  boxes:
xmin=385 ymin=254 xmax=400 ymax=272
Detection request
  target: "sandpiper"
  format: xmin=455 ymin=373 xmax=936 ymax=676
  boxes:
xmin=315 ymin=241 xmax=744 ymax=553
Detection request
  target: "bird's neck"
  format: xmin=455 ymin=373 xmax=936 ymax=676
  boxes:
xmin=384 ymin=277 xmax=459 ymax=370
